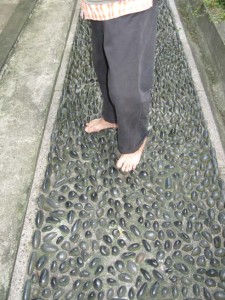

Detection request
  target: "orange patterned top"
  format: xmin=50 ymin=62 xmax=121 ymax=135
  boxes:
xmin=81 ymin=0 xmax=154 ymax=21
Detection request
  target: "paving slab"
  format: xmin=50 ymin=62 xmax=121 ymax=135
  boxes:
xmin=0 ymin=0 xmax=39 ymax=71
xmin=0 ymin=0 xmax=78 ymax=298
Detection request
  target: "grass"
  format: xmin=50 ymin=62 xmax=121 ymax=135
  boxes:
xmin=203 ymin=0 xmax=225 ymax=21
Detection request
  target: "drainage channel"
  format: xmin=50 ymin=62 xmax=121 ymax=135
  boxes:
xmin=10 ymin=0 xmax=225 ymax=299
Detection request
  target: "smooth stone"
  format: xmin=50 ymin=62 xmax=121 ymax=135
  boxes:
xmin=23 ymin=280 xmax=32 ymax=300
xmin=140 ymin=268 xmax=151 ymax=281
xmin=128 ymin=243 xmax=141 ymax=251
xmin=98 ymin=291 xmax=105 ymax=300
xmin=219 ymin=270 xmax=225 ymax=281
xmin=181 ymin=286 xmax=188 ymax=297
xmin=50 ymin=261 xmax=58 ymax=273
xmin=142 ymin=239 xmax=151 ymax=252
xmin=69 ymin=247 xmax=80 ymax=256
xmin=95 ymin=265 xmax=104 ymax=276
xmin=172 ymin=286 xmax=179 ymax=298
xmin=203 ymin=287 xmax=212 ymax=300
xmin=153 ymin=270 xmax=164 ymax=281
xmin=115 ymin=260 xmax=125 ymax=272
xmin=80 ymin=270 xmax=90 ymax=277
xmin=71 ymin=219 xmax=82 ymax=235
xmin=117 ymin=286 xmax=127 ymax=297
xmin=83 ymin=280 xmax=92 ymax=291
xmin=196 ymin=255 xmax=206 ymax=267
xmin=181 ymin=276 xmax=192 ymax=286
xmin=137 ymin=283 xmax=147 ymax=299
xmin=42 ymin=225 xmax=53 ymax=232
xmin=214 ymin=291 xmax=225 ymax=300
xmin=145 ymin=259 xmax=158 ymax=268
xmin=43 ymin=232 xmax=57 ymax=242
xmin=70 ymin=268 xmax=79 ymax=276
xmin=39 ymin=268 xmax=49 ymax=288
xmin=36 ymin=210 xmax=44 ymax=228
xmin=112 ymin=246 xmax=120 ymax=255
xmin=135 ymin=252 xmax=145 ymax=263
xmin=73 ymin=279 xmax=82 ymax=290
xmin=118 ymin=273 xmax=132 ymax=283
xmin=214 ymin=236 xmax=221 ymax=248
xmin=218 ymin=212 xmax=225 ymax=225
xmin=206 ymin=269 xmax=219 ymax=277
xmin=59 ymin=275 xmax=70 ymax=286
xmin=205 ymin=278 xmax=216 ymax=287
xmin=128 ymin=287 xmax=135 ymax=300
xmin=32 ymin=230 xmax=41 ymax=249
xmin=173 ymin=240 xmax=182 ymax=250
xmin=204 ymin=248 xmax=213 ymax=260
xmin=157 ymin=250 xmax=165 ymax=261
xmin=107 ymin=278 xmax=117 ymax=286
xmin=127 ymin=260 xmax=138 ymax=273
xmin=27 ymin=252 xmax=37 ymax=276
xmin=100 ymin=245 xmax=110 ymax=256
xmin=210 ymin=258 xmax=220 ymax=268
xmin=65 ymin=290 xmax=75 ymax=300
xmin=56 ymin=251 xmax=67 ymax=262
xmin=41 ymin=243 xmax=58 ymax=253
xmin=192 ymin=246 xmax=201 ymax=256
xmin=215 ymin=248 xmax=225 ymax=257
xmin=184 ymin=255 xmax=195 ymax=265
xmin=42 ymin=288 xmax=51 ymax=298
xmin=144 ymin=231 xmax=157 ymax=241
xmin=59 ymin=260 xmax=70 ymax=273
xmin=89 ymin=258 xmax=101 ymax=269
xmin=173 ymin=263 xmax=189 ymax=274
xmin=150 ymin=281 xmax=160 ymax=298
xmin=193 ymin=283 xmax=200 ymax=296
xmin=93 ymin=278 xmax=102 ymax=291
xmin=161 ymin=286 xmax=170 ymax=297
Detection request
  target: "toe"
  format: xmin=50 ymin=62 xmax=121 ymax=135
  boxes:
xmin=132 ymin=163 xmax=137 ymax=171
xmin=122 ymin=162 xmax=129 ymax=173
xmin=127 ymin=164 xmax=133 ymax=173
xmin=116 ymin=156 xmax=125 ymax=169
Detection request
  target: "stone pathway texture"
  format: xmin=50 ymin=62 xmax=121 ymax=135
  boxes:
xmin=22 ymin=1 xmax=225 ymax=299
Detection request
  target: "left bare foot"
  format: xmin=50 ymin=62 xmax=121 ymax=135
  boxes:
xmin=116 ymin=138 xmax=147 ymax=172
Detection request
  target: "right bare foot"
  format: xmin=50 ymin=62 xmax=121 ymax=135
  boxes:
xmin=85 ymin=118 xmax=117 ymax=133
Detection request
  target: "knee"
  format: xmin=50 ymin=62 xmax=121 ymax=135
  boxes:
xmin=109 ymin=77 xmax=138 ymax=105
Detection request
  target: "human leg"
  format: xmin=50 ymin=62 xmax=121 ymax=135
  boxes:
xmin=85 ymin=20 xmax=117 ymax=133
xmin=103 ymin=2 xmax=158 ymax=170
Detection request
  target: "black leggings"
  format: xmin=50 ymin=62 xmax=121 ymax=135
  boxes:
xmin=91 ymin=0 xmax=158 ymax=153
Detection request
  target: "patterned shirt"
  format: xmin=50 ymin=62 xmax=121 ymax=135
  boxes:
xmin=81 ymin=0 xmax=154 ymax=21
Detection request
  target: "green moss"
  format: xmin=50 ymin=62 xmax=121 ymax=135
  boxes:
xmin=203 ymin=0 xmax=225 ymax=21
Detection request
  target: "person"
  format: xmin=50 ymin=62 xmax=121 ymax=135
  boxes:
xmin=81 ymin=0 xmax=158 ymax=172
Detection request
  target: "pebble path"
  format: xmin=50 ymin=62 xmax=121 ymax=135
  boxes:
xmin=22 ymin=1 xmax=225 ymax=299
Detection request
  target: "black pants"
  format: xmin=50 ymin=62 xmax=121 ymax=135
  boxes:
xmin=91 ymin=1 xmax=158 ymax=153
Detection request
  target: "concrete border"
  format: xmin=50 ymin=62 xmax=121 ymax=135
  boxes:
xmin=0 ymin=0 xmax=39 ymax=72
xmin=7 ymin=0 xmax=81 ymax=298
xmin=168 ymin=0 xmax=225 ymax=179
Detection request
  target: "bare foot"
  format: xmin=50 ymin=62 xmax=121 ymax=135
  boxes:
xmin=85 ymin=118 xmax=117 ymax=133
xmin=116 ymin=138 xmax=147 ymax=172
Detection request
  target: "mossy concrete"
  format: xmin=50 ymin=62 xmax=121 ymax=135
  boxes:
xmin=0 ymin=0 xmax=78 ymax=298
xmin=175 ymin=0 xmax=225 ymax=152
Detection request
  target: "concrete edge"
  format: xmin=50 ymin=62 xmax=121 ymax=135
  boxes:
xmin=7 ymin=1 xmax=81 ymax=298
xmin=168 ymin=0 xmax=225 ymax=180
xmin=0 ymin=0 xmax=39 ymax=72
